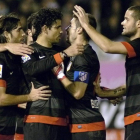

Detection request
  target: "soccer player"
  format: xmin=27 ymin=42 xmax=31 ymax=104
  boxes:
xmin=53 ymin=14 xmax=106 ymax=140
xmin=21 ymin=8 xmax=84 ymax=140
xmin=0 ymin=15 xmax=49 ymax=140
xmin=14 ymin=12 xmax=39 ymax=140
xmin=74 ymin=5 xmax=140 ymax=140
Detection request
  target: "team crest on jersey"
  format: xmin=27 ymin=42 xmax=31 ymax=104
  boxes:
xmin=67 ymin=61 xmax=72 ymax=71
xmin=74 ymin=71 xmax=89 ymax=83
xmin=0 ymin=65 xmax=3 ymax=78
xmin=21 ymin=55 xmax=31 ymax=63
xmin=79 ymin=72 xmax=88 ymax=81
xmin=91 ymin=99 xmax=99 ymax=108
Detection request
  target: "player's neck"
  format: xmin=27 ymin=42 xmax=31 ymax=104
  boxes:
xmin=36 ymin=36 xmax=52 ymax=48
xmin=74 ymin=37 xmax=88 ymax=46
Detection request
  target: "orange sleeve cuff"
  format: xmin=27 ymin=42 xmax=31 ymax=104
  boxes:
xmin=53 ymin=53 xmax=63 ymax=65
xmin=121 ymin=42 xmax=136 ymax=58
xmin=0 ymin=80 xmax=6 ymax=87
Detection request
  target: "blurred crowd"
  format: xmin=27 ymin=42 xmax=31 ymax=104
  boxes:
xmin=1 ymin=0 xmax=140 ymax=58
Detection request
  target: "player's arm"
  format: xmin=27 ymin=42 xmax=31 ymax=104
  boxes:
xmin=60 ymin=78 xmax=87 ymax=100
xmin=22 ymin=53 xmax=64 ymax=76
xmin=22 ymin=44 xmax=84 ymax=76
xmin=73 ymin=5 xmax=127 ymax=54
xmin=0 ymin=43 xmax=34 ymax=55
xmin=94 ymin=84 xmax=126 ymax=98
xmin=0 ymin=82 xmax=51 ymax=106
xmin=93 ymin=74 xmax=126 ymax=98
xmin=52 ymin=64 xmax=88 ymax=99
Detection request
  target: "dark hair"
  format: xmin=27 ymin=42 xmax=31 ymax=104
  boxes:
xmin=74 ymin=13 xmax=97 ymax=41
xmin=27 ymin=12 xmax=38 ymax=30
xmin=0 ymin=15 xmax=20 ymax=43
xmin=32 ymin=8 xmax=63 ymax=41
xmin=128 ymin=5 xmax=140 ymax=21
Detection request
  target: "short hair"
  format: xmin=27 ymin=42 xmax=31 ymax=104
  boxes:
xmin=74 ymin=13 xmax=97 ymax=41
xmin=27 ymin=12 xmax=38 ymax=30
xmin=32 ymin=8 xmax=63 ymax=40
xmin=0 ymin=15 xmax=20 ymax=43
xmin=128 ymin=5 xmax=140 ymax=21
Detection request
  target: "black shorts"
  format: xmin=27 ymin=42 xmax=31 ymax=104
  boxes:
xmin=125 ymin=121 xmax=140 ymax=140
xmin=24 ymin=123 xmax=70 ymax=140
xmin=71 ymin=130 xmax=106 ymax=140
xmin=16 ymin=108 xmax=25 ymax=134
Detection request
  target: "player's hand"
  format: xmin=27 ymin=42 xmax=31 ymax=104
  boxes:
xmin=5 ymin=43 xmax=34 ymax=56
xmin=73 ymin=5 xmax=89 ymax=28
xmin=28 ymin=83 xmax=52 ymax=101
xmin=63 ymin=43 xmax=84 ymax=56
xmin=52 ymin=63 xmax=66 ymax=80
xmin=109 ymin=97 xmax=123 ymax=106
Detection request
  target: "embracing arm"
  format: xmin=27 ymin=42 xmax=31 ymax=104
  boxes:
xmin=0 ymin=43 xmax=34 ymax=55
xmin=94 ymin=85 xmax=126 ymax=98
xmin=93 ymin=74 xmax=126 ymax=98
xmin=0 ymin=83 xmax=50 ymax=106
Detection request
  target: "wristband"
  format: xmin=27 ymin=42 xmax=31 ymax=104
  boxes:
xmin=57 ymin=73 xmax=66 ymax=80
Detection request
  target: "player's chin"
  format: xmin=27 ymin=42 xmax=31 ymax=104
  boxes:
xmin=121 ymin=31 xmax=126 ymax=36
xmin=55 ymin=39 xmax=60 ymax=43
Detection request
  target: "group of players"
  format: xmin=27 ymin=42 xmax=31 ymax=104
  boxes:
xmin=0 ymin=4 xmax=140 ymax=140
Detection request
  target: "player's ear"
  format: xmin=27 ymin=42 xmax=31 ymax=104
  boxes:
xmin=3 ymin=31 xmax=10 ymax=42
xmin=136 ymin=20 xmax=140 ymax=28
xmin=42 ymin=25 xmax=48 ymax=34
xmin=77 ymin=27 xmax=83 ymax=34
xmin=27 ymin=29 xmax=32 ymax=37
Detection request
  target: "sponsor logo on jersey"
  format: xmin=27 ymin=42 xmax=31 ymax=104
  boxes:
xmin=39 ymin=56 xmax=45 ymax=59
xmin=78 ymin=125 xmax=82 ymax=129
xmin=0 ymin=65 xmax=3 ymax=78
xmin=21 ymin=55 xmax=31 ymax=63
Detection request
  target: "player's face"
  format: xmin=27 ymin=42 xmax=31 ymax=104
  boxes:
xmin=121 ymin=10 xmax=138 ymax=39
xmin=8 ymin=21 xmax=25 ymax=43
xmin=48 ymin=20 xmax=63 ymax=44
xmin=65 ymin=17 xmax=77 ymax=44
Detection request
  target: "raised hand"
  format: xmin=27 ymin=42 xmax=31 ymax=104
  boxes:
xmin=73 ymin=5 xmax=89 ymax=28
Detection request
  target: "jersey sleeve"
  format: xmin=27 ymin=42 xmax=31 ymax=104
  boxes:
xmin=21 ymin=52 xmax=63 ymax=76
xmin=72 ymin=52 xmax=98 ymax=83
xmin=121 ymin=39 xmax=140 ymax=58
xmin=74 ymin=50 xmax=99 ymax=72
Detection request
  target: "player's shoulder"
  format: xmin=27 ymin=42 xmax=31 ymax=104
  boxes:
xmin=0 ymin=52 xmax=7 ymax=62
xmin=83 ymin=44 xmax=97 ymax=57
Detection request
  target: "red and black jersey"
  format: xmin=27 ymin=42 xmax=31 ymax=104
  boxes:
xmin=121 ymin=38 xmax=140 ymax=126
xmin=0 ymin=52 xmax=26 ymax=139
xmin=22 ymin=42 xmax=67 ymax=126
xmin=65 ymin=44 xmax=105 ymax=133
